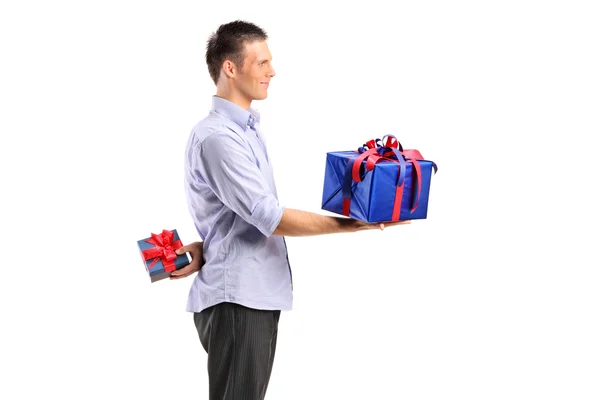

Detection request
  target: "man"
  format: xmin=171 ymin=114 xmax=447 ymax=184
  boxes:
xmin=171 ymin=20 xmax=409 ymax=400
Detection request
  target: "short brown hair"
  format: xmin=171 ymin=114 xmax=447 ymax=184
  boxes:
xmin=205 ymin=20 xmax=268 ymax=85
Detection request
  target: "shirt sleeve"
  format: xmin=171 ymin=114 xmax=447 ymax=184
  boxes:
xmin=193 ymin=131 xmax=283 ymax=237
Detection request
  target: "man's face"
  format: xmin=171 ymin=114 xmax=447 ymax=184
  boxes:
xmin=234 ymin=40 xmax=275 ymax=102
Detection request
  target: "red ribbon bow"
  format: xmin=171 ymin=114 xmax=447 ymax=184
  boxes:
xmin=346 ymin=136 xmax=426 ymax=221
xmin=141 ymin=230 xmax=183 ymax=273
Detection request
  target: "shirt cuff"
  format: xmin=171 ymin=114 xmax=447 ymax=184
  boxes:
xmin=251 ymin=195 xmax=284 ymax=237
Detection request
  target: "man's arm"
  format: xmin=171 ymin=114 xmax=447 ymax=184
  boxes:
xmin=194 ymin=132 xmax=284 ymax=237
xmin=272 ymin=208 xmax=410 ymax=237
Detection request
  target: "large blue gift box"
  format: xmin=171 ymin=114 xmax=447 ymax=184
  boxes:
xmin=137 ymin=229 xmax=190 ymax=283
xmin=321 ymin=136 xmax=437 ymax=223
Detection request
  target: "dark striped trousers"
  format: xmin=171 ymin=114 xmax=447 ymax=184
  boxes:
xmin=194 ymin=302 xmax=281 ymax=400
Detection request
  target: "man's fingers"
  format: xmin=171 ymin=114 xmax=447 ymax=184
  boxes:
xmin=170 ymin=269 xmax=194 ymax=279
xmin=377 ymin=220 xmax=411 ymax=229
xmin=172 ymin=263 xmax=196 ymax=275
xmin=175 ymin=245 xmax=190 ymax=255
xmin=169 ymin=268 xmax=197 ymax=280
xmin=170 ymin=271 xmax=193 ymax=280
xmin=170 ymin=261 xmax=198 ymax=276
xmin=386 ymin=220 xmax=411 ymax=226
xmin=176 ymin=242 xmax=203 ymax=256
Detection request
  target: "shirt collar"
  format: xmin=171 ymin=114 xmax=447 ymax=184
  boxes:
xmin=211 ymin=96 xmax=261 ymax=130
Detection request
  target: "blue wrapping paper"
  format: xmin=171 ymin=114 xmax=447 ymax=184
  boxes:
xmin=321 ymin=150 xmax=436 ymax=223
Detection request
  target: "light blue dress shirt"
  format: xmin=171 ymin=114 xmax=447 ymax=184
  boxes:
xmin=183 ymin=96 xmax=293 ymax=313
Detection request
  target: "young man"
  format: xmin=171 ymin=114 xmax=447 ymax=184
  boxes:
xmin=171 ymin=20 xmax=409 ymax=400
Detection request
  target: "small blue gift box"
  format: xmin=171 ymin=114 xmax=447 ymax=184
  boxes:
xmin=321 ymin=137 xmax=437 ymax=223
xmin=137 ymin=229 xmax=190 ymax=282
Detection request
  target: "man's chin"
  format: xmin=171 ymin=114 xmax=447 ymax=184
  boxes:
xmin=255 ymin=91 xmax=268 ymax=100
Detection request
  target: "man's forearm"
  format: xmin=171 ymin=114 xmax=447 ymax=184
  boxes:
xmin=272 ymin=208 xmax=360 ymax=237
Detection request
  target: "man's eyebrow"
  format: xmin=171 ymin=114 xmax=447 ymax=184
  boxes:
xmin=257 ymin=59 xmax=271 ymax=63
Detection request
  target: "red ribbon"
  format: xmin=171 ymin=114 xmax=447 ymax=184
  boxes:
xmin=346 ymin=138 xmax=426 ymax=221
xmin=367 ymin=151 xmax=424 ymax=221
xmin=141 ymin=230 xmax=183 ymax=273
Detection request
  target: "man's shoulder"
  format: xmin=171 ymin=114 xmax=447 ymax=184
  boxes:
xmin=190 ymin=111 xmax=245 ymax=146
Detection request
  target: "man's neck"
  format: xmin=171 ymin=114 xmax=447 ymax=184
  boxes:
xmin=215 ymin=88 xmax=251 ymax=110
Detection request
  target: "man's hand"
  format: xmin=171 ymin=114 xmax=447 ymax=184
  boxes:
xmin=357 ymin=220 xmax=412 ymax=231
xmin=273 ymin=208 xmax=411 ymax=237
xmin=170 ymin=241 xmax=205 ymax=280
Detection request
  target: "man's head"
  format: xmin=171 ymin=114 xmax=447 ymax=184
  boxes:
xmin=206 ymin=20 xmax=275 ymax=108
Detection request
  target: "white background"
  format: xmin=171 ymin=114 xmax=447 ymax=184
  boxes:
xmin=1 ymin=1 xmax=599 ymax=399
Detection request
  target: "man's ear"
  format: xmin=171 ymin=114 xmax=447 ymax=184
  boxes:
xmin=223 ymin=60 xmax=236 ymax=78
